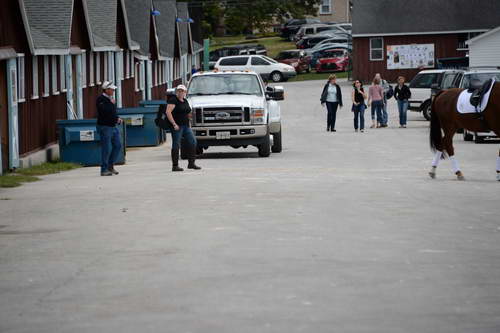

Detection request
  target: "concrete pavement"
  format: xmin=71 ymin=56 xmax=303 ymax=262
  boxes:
xmin=1 ymin=79 xmax=500 ymax=333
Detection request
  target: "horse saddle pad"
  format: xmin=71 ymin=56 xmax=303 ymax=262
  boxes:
xmin=457 ymin=78 xmax=495 ymax=114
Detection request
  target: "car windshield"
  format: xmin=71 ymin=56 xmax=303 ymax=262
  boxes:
xmin=188 ymin=74 xmax=263 ymax=96
xmin=462 ymin=73 xmax=500 ymax=89
xmin=262 ymin=56 xmax=278 ymax=64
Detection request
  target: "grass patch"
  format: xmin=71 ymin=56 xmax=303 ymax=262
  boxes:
xmin=0 ymin=161 xmax=81 ymax=188
xmin=288 ymin=71 xmax=349 ymax=82
xmin=211 ymin=36 xmax=295 ymax=59
xmin=16 ymin=161 xmax=81 ymax=176
xmin=0 ymin=174 xmax=40 ymax=188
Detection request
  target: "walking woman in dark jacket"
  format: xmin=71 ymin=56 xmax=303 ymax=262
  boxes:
xmin=394 ymin=76 xmax=412 ymax=128
xmin=320 ymin=74 xmax=343 ymax=132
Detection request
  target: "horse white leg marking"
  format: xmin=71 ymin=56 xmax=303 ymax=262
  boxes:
xmin=429 ymin=151 xmax=442 ymax=179
xmin=450 ymin=156 xmax=465 ymax=180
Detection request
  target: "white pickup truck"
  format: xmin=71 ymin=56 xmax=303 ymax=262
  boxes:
xmin=180 ymin=70 xmax=284 ymax=157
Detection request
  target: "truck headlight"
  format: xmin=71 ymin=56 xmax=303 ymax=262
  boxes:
xmin=251 ymin=108 xmax=265 ymax=124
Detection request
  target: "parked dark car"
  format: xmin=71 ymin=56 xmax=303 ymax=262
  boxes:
xmin=280 ymin=18 xmax=321 ymax=41
xmin=209 ymin=44 xmax=267 ymax=69
xmin=275 ymin=50 xmax=311 ymax=73
xmin=315 ymin=49 xmax=350 ymax=73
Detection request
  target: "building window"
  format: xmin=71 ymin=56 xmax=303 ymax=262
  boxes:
xmin=81 ymin=51 xmax=87 ymax=88
xmin=124 ymin=51 xmax=129 ymax=79
xmin=17 ymin=54 xmax=25 ymax=102
xmin=320 ymin=0 xmax=332 ymax=14
xmin=140 ymin=61 xmax=145 ymax=91
xmin=43 ymin=55 xmax=50 ymax=97
xmin=370 ymin=37 xmax=384 ymax=61
xmin=130 ymin=52 xmax=135 ymax=78
xmin=96 ymin=52 xmax=101 ymax=84
xmin=103 ymin=52 xmax=108 ymax=82
xmin=134 ymin=62 xmax=140 ymax=92
xmin=31 ymin=56 xmax=39 ymax=99
xmin=60 ymin=55 xmax=66 ymax=92
xmin=51 ymin=56 xmax=59 ymax=95
xmin=89 ymin=51 xmax=95 ymax=86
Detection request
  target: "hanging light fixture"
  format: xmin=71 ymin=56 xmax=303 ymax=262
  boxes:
xmin=151 ymin=0 xmax=160 ymax=16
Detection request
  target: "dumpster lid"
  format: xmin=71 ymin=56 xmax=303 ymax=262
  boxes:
xmin=117 ymin=107 xmax=158 ymax=115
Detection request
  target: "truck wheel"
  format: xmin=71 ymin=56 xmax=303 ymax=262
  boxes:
xmin=422 ymin=101 xmax=431 ymax=121
xmin=258 ymin=133 xmax=271 ymax=157
xmin=271 ymin=71 xmax=283 ymax=82
xmin=196 ymin=145 xmax=204 ymax=155
xmin=474 ymin=133 xmax=484 ymax=143
xmin=271 ymin=129 xmax=282 ymax=153
xmin=463 ymin=129 xmax=473 ymax=141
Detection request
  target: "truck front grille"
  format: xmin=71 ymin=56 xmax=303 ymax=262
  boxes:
xmin=193 ymin=107 xmax=251 ymax=125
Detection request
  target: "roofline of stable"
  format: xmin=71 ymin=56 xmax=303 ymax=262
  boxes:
xmin=352 ymin=29 xmax=489 ymax=38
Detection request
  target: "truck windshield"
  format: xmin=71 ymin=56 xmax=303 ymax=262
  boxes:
xmin=188 ymin=74 xmax=263 ymax=96
xmin=462 ymin=73 xmax=500 ymax=89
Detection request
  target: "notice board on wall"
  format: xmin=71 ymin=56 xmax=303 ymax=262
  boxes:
xmin=387 ymin=44 xmax=435 ymax=70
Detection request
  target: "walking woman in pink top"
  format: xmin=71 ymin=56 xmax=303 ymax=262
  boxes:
xmin=367 ymin=77 xmax=386 ymax=128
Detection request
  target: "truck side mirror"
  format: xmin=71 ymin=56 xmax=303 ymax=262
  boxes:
xmin=267 ymin=86 xmax=284 ymax=101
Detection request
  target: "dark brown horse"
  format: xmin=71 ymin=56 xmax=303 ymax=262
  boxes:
xmin=429 ymin=82 xmax=500 ymax=181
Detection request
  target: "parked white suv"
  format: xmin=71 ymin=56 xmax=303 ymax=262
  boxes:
xmin=185 ymin=71 xmax=284 ymax=157
xmin=215 ymin=55 xmax=296 ymax=82
xmin=409 ymin=69 xmax=462 ymax=120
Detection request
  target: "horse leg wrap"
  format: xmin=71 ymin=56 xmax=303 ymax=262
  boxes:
xmin=450 ymin=156 xmax=460 ymax=174
xmin=432 ymin=151 xmax=443 ymax=167
xmin=496 ymin=156 xmax=500 ymax=173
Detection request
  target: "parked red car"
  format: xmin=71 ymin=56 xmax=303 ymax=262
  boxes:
xmin=275 ymin=49 xmax=311 ymax=73
xmin=315 ymin=49 xmax=350 ymax=73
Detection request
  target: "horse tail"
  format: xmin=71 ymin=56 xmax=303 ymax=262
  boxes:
xmin=429 ymin=91 xmax=446 ymax=156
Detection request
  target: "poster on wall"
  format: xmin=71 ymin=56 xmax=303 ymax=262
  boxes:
xmin=387 ymin=44 xmax=435 ymax=70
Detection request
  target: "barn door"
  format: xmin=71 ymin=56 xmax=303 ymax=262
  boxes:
xmin=0 ymin=60 xmax=8 ymax=172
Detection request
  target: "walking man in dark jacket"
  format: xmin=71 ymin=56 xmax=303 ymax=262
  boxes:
xmin=97 ymin=81 xmax=122 ymax=176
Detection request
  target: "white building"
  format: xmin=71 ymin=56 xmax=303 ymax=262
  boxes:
xmin=466 ymin=26 xmax=500 ymax=67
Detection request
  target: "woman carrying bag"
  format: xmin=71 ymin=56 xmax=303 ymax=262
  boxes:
xmin=165 ymin=85 xmax=201 ymax=172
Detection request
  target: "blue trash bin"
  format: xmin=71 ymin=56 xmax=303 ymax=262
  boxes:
xmin=56 ymin=119 xmax=126 ymax=166
xmin=117 ymin=107 xmax=163 ymax=147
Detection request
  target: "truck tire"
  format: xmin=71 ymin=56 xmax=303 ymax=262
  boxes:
xmin=422 ymin=101 xmax=431 ymax=121
xmin=474 ymin=133 xmax=484 ymax=143
xmin=180 ymin=139 xmax=189 ymax=160
xmin=463 ymin=129 xmax=473 ymax=141
xmin=258 ymin=133 xmax=271 ymax=157
xmin=271 ymin=71 xmax=283 ymax=83
xmin=271 ymin=129 xmax=282 ymax=153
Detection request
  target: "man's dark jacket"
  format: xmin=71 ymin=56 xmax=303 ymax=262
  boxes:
xmin=96 ymin=95 xmax=118 ymax=127
xmin=320 ymin=83 xmax=343 ymax=106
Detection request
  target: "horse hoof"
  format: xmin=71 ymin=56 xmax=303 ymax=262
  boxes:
xmin=497 ymin=174 xmax=500 ymax=181
xmin=429 ymin=172 xmax=436 ymax=179
xmin=457 ymin=175 xmax=465 ymax=181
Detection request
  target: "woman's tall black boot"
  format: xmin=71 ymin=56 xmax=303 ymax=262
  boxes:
xmin=171 ymin=149 xmax=184 ymax=172
xmin=187 ymin=146 xmax=201 ymax=170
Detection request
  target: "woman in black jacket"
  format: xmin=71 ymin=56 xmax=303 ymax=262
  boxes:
xmin=394 ymin=76 xmax=412 ymax=128
xmin=320 ymin=74 xmax=343 ymax=132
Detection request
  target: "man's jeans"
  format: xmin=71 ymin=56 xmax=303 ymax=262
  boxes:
xmin=353 ymin=104 xmax=366 ymax=130
xmin=171 ymin=125 xmax=197 ymax=150
xmin=371 ymin=100 xmax=385 ymax=125
xmin=98 ymin=125 xmax=121 ymax=172
xmin=397 ymin=100 xmax=409 ymax=125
